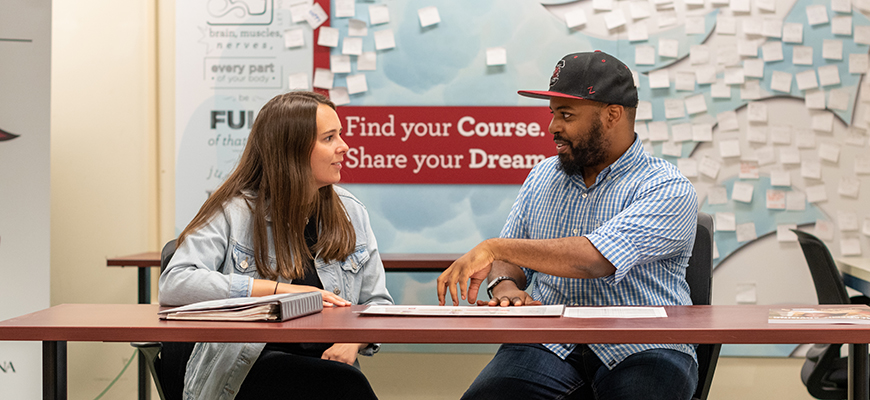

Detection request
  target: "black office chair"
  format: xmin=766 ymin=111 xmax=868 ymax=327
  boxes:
xmin=687 ymin=212 xmax=721 ymax=400
xmin=792 ymin=229 xmax=870 ymax=400
xmin=132 ymin=239 xmax=193 ymax=400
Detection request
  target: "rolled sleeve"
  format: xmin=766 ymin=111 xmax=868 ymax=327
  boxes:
xmin=585 ymin=227 xmax=640 ymax=285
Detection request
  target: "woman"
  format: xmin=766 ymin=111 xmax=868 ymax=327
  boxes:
xmin=159 ymin=91 xmax=393 ymax=400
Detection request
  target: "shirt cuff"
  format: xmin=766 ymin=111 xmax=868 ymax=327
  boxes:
xmin=230 ymin=274 xmax=253 ymax=298
xmin=585 ymin=228 xmax=639 ymax=285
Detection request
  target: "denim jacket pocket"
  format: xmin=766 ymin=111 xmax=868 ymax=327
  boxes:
xmin=336 ymin=245 xmax=369 ymax=303
xmin=230 ymin=241 xmax=274 ymax=278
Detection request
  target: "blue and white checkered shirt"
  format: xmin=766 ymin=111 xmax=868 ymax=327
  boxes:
xmin=501 ymin=137 xmax=698 ymax=369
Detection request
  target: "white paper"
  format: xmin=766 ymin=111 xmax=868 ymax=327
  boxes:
xmin=796 ymin=70 xmax=819 ymax=90
xmin=648 ymin=121 xmax=670 ymax=141
xmin=762 ymin=19 xmax=783 ymax=38
xmin=720 ymin=138 xmax=742 ymax=158
xmin=686 ymin=16 xmax=705 ymax=35
xmin=716 ymin=212 xmax=737 ymax=231
xmin=770 ymin=169 xmax=791 ymax=186
xmin=649 ymin=69 xmax=670 ymax=88
xmin=675 ymin=71 xmax=695 ymax=91
xmin=805 ymin=90 xmax=826 ymax=109
xmin=801 ymin=159 xmax=822 ymax=179
xmin=782 ymin=23 xmax=804 ymax=43
xmin=740 ymin=162 xmax=760 ymax=179
xmin=658 ymin=11 xmax=677 ymax=28
xmin=744 ymin=58 xmax=765 ymax=78
xmin=593 ymin=0 xmax=614 ymax=11
xmin=304 ymin=2 xmax=329 ymax=29
xmin=793 ymin=46 xmax=814 ymax=65
xmin=806 ymin=184 xmax=828 ymax=203
xmin=806 ymin=4 xmax=830 ymax=26
xmin=725 ymin=68 xmax=745 ymax=85
xmin=737 ymin=222 xmax=758 ymax=242
xmin=368 ymin=4 xmax=390 ymax=25
xmin=690 ymin=45 xmax=709 ymax=64
xmin=738 ymin=39 xmax=759 ymax=57
xmin=850 ymin=53 xmax=869 ymax=74
xmin=732 ymin=181 xmax=754 ymax=202
xmin=328 ymin=87 xmax=350 ymax=106
xmin=812 ymin=113 xmax=834 ymax=132
xmin=348 ymin=19 xmax=368 ymax=37
xmin=819 ymin=142 xmax=841 ymax=163
xmin=678 ymin=159 xmax=698 ymax=177
xmin=486 ymin=47 xmax=507 ymax=66
xmin=564 ymin=307 xmax=667 ymax=318
xmin=341 ymin=37 xmax=363 ymax=56
xmin=684 ymin=94 xmax=707 ymax=114
xmin=762 ymin=41 xmax=784 ymax=62
xmin=780 ymin=147 xmax=801 ymax=164
xmin=636 ymin=101 xmax=653 ymax=120
xmin=330 ymin=54 xmax=352 ymax=73
xmin=747 ymin=102 xmax=768 ymax=122
xmin=823 ymin=40 xmax=844 ymax=61
xmin=840 ymin=211 xmax=860 ymax=231
xmin=284 ymin=28 xmax=305 ymax=48
xmin=741 ymin=81 xmax=762 ymax=100
xmin=312 ymin=68 xmax=334 ymax=89
xmin=717 ymin=15 xmax=736 ymax=35
xmin=662 ymin=141 xmax=683 ymax=157
xmin=692 ymin=123 xmax=713 ymax=142
xmin=787 ymin=191 xmax=807 ymax=210
xmin=289 ymin=1 xmax=312 ymax=24
xmin=857 ymin=26 xmax=870 ymax=45
xmin=757 ymin=0 xmax=776 ymax=12
xmin=360 ymin=305 xmax=566 ymax=317
xmin=856 ymin=157 xmax=870 ymax=174
xmin=605 ymin=9 xmax=627 ymax=30
xmin=863 ymin=218 xmax=870 ymax=236
xmin=717 ymin=110 xmax=739 ymax=131
xmin=828 ymin=89 xmax=850 ymax=111
xmin=418 ymin=6 xmax=440 ymax=28
xmin=832 ymin=0 xmax=852 ymax=13
xmin=770 ymin=126 xmax=791 ymax=145
xmin=565 ymin=9 xmax=587 ymax=29
xmin=818 ymin=65 xmax=841 ymax=86
xmin=357 ymin=52 xmax=377 ymax=71
xmin=815 ymin=219 xmax=835 ymax=239
xmin=317 ymin=26 xmax=339 ymax=47
xmin=731 ymin=0 xmax=751 ymax=12
xmin=797 ymin=130 xmax=816 ymax=148
xmin=841 ymin=237 xmax=862 ymax=256
xmin=831 ymin=16 xmax=852 ymax=36
xmin=374 ymin=29 xmax=396 ymax=50
xmin=695 ymin=65 xmax=717 ymax=84
xmin=630 ymin=2 xmax=651 ymax=20
xmin=766 ymin=189 xmax=786 ymax=209
xmin=707 ymin=186 xmax=728 ymax=205
xmin=777 ymin=224 xmax=798 ymax=242
xmin=699 ymin=156 xmax=721 ymax=179
xmin=664 ymin=98 xmax=685 ymax=119
xmin=635 ymin=45 xmax=656 ymax=65
xmin=756 ymin=146 xmax=777 ymax=166
xmin=770 ymin=71 xmax=793 ymax=92
xmin=346 ymin=73 xmax=368 ymax=94
xmin=287 ymin=72 xmax=310 ymax=90
xmin=335 ymin=0 xmax=355 ymax=18
xmin=747 ymin=126 xmax=767 ymax=143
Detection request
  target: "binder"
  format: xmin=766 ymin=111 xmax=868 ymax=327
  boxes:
xmin=159 ymin=292 xmax=323 ymax=322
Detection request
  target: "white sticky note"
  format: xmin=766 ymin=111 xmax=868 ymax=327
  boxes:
xmin=777 ymin=224 xmax=798 ymax=242
xmin=780 ymin=147 xmax=801 ymax=165
xmin=720 ymin=139 xmax=742 ymax=158
xmin=743 ymin=18 xmax=763 ymax=36
xmin=731 ymin=0 xmax=751 ymax=13
xmin=827 ymin=89 xmax=849 ymax=111
xmin=823 ymin=40 xmax=844 ymax=61
xmin=342 ymin=37 xmax=363 ymax=56
xmin=658 ymin=11 xmax=677 ymax=28
xmin=839 ymin=176 xmax=860 ymax=197
xmin=346 ymin=73 xmax=368 ymax=94
xmin=717 ymin=111 xmax=739 ymax=131
xmin=770 ymin=126 xmax=791 ymax=144
xmin=287 ymin=72 xmax=310 ymax=90
xmin=801 ymin=160 xmax=822 ymax=179
xmin=662 ymin=141 xmax=683 ymax=157
xmin=846 ymin=128 xmax=866 ymax=146
xmin=762 ymin=19 xmax=783 ymax=38
xmin=636 ymin=101 xmax=653 ymax=120
xmin=630 ymin=1 xmax=651 ymax=20
xmin=635 ymin=46 xmax=656 ymax=65
xmin=831 ymin=16 xmax=852 ymax=36
xmin=841 ymin=237 xmax=862 ymax=256
xmin=819 ymin=142 xmax=841 ymax=163
xmin=565 ymin=9 xmax=587 ymax=29
xmin=793 ymin=46 xmax=814 ymax=65
xmin=418 ymin=6 xmax=440 ymax=28
xmin=374 ymin=29 xmax=396 ymax=50
xmin=787 ymin=191 xmax=807 ymax=210
xmin=328 ymin=87 xmax=350 ymax=106
xmin=850 ymin=53 xmax=869 ymax=74
xmin=631 ymin=70 xmax=639 ymax=87
xmin=797 ymin=130 xmax=816 ymax=148
xmin=770 ymin=169 xmax=791 ymax=186
xmin=690 ymin=45 xmax=709 ymax=64
xmin=747 ymin=126 xmax=767 ymax=143
xmin=357 ymin=52 xmax=377 ymax=71
xmin=741 ymin=80 xmax=762 ymax=100
xmin=815 ymin=219 xmax=835 ymax=240
xmin=832 ymin=0 xmax=852 ymax=13
xmin=593 ymin=0 xmax=614 ymax=11
xmin=740 ymin=162 xmax=760 ymax=179
xmin=330 ymin=54 xmax=352 ymax=73
xmin=605 ymin=9 xmax=627 ymax=30
xmin=766 ymin=189 xmax=786 ymax=209
xmin=312 ymin=68 xmax=334 ymax=89
xmin=762 ymin=41 xmax=784 ymax=62
xmin=335 ymin=0 xmax=355 ymax=18
xmin=658 ymin=39 xmax=679 ymax=58
xmin=284 ymin=28 xmax=305 ymax=48
xmin=840 ymin=211 xmax=859 ymax=231
xmin=783 ymin=23 xmax=803 ymax=43
xmin=737 ymin=222 xmax=758 ymax=242
xmin=757 ymin=0 xmax=776 ymax=12
xmin=671 ymin=123 xmax=692 ymax=142
xmin=628 ymin=23 xmax=649 ymax=42
xmin=863 ymin=217 xmax=870 ymax=236
xmin=649 ymin=69 xmax=670 ymax=88
xmin=369 ymin=4 xmax=390 ymax=25
xmin=664 ymin=98 xmax=685 ymax=119
xmin=289 ymin=1 xmax=312 ymax=24
xmin=812 ymin=113 xmax=834 ymax=132
xmin=707 ymin=186 xmax=728 ymax=205
xmin=806 ymin=184 xmax=828 ymax=203
xmin=305 ymin=2 xmax=329 ymax=29
xmin=695 ymin=65 xmax=716 ymax=84
xmin=738 ymin=39 xmax=759 ymax=57
xmin=317 ymin=26 xmax=340 ymax=47
xmin=769 ymin=71 xmax=792 ymax=92
xmin=698 ymin=157 xmax=722 ymax=179
xmin=806 ymin=4 xmax=829 ymax=26
xmin=636 ymin=122 xmax=649 ymax=141
xmin=856 ymin=157 xmax=870 ymax=174
xmin=678 ymin=159 xmax=698 ymax=177
xmin=348 ymin=19 xmax=368 ymax=37
xmin=818 ymin=65 xmax=841 ymax=86
xmin=857 ymin=26 xmax=870 ymax=45
xmin=693 ymin=123 xmax=713 ymax=142
xmin=796 ymin=70 xmax=819 ymax=90
xmin=486 ymin=47 xmax=507 ymax=66
xmin=686 ymin=17 xmax=705 ymax=35
xmin=747 ymin=102 xmax=768 ymax=122
xmin=716 ymin=212 xmax=737 ymax=231
xmin=805 ymin=90 xmax=826 ymax=109
xmin=725 ymin=68 xmax=745 ymax=85
xmin=648 ymin=121 xmax=670 ymax=142
xmin=685 ymin=94 xmax=707 ymax=114
xmin=756 ymin=146 xmax=777 ymax=166
xmin=744 ymin=58 xmax=765 ymax=78
xmin=717 ymin=15 xmax=736 ymax=35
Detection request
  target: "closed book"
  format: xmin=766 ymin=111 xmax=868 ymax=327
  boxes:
xmin=159 ymin=292 xmax=323 ymax=322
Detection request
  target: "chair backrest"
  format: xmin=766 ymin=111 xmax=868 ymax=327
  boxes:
xmin=687 ymin=212 xmax=720 ymax=400
xmin=791 ymin=229 xmax=850 ymax=305
xmin=157 ymin=238 xmax=192 ymax=400
xmin=160 ymin=239 xmax=177 ymax=274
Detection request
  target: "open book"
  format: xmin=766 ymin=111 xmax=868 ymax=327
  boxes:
xmin=768 ymin=306 xmax=870 ymax=324
xmin=159 ymin=292 xmax=323 ymax=322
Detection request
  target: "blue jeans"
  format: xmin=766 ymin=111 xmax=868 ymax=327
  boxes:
xmin=462 ymin=344 xmax=698 ymax=400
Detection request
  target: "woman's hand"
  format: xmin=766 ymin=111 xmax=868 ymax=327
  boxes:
xmin=321 ymin=343 xmax=366 ymax=365
xmin=255 ymin=279 xmax=351 ymax=307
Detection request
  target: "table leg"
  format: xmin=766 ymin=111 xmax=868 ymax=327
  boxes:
xmin=43 ymin=341 xmax=66 ymax=400
xmin=137 ymin=268 xmax=151 ymax=400
xmin=849 ymin=343 xmax=869 ymax=400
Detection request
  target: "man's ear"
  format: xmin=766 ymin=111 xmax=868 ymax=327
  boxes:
xmin=603 ymin=105 xmax=623 ymax=128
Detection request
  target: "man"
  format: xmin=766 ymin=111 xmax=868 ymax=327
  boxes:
xmin=436 ymin=51 xmax=699 ymax=400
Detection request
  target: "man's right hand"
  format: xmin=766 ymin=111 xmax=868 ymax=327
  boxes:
xmin=478 ymin=287 xmax=541 ymax=307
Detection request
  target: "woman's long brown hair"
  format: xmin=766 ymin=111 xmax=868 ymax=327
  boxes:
xmin=177 ymin=91 xmax=355 ymax=280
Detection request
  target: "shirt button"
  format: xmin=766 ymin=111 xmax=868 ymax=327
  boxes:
xmin=333 ymin=288 xmax=341 ymax=295
xmin=581 ymin=193 xmax=588 ymax=199
xmin=572 ymin=229 xmax=579 ymax=234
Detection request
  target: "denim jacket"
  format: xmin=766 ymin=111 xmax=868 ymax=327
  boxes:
xmin=158 ymin=186 xmax=393 ymax=400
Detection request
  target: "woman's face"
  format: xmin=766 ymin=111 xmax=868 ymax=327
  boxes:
xmin=310 ymin=103 xmax=348 ymax=189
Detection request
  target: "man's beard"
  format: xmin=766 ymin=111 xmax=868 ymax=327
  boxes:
xmin=557 ymin=118 xmax=610 ymax=177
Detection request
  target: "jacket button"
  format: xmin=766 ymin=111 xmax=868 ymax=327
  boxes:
xmin=333 ymin=288 xmax=341 ymax=295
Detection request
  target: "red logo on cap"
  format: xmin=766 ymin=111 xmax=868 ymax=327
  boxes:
xmin=550 ymin=60 xmax=566 ymax=87
xmin=588 ymin=86 xmax=595 ymax=94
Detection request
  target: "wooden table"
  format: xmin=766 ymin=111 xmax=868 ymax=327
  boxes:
xmin=1 ymin=304 xmax=869 ymax=400
xmin=839 ymin=257 xmax=870 ymax=297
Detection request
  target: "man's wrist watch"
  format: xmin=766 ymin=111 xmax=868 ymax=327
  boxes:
xmin=486 ymin=276 xmax=519 ymax=299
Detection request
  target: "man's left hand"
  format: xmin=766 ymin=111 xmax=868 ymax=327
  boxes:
xmin=436 ymin=241 xmax=495 ymax=305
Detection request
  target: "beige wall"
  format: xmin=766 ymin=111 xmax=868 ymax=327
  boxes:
xmin=48 ymin=1 xmax=817 ymax=399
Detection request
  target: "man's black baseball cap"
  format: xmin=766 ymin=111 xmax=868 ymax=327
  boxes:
xmin=518 ymin=50 xmax=638 ymax=108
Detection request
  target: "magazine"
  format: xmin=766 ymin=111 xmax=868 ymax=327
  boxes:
xmin=768 ymin=306 xmax=870 ymax=324
xmin=159 ymin=292 xmax=323 ymax=322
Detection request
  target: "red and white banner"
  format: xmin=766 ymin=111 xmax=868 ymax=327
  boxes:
xmin=337 ymin=106 xmax=555 ymax=184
